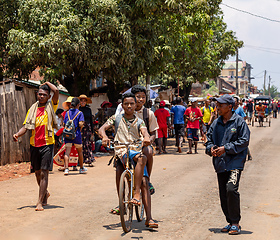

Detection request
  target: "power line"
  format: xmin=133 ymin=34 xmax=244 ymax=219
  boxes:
xmin=244 ymin=45 xmax=280 ymax=55
xmin=221 ymin=3 xmax=280 ymax=23
xmin=245 ymin=44 xmax=280 ymax=52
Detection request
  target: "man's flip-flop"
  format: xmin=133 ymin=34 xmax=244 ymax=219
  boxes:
xmin=109 ymin=206 xmax=120 ymax=215
xmin=186 ymin=151 xmax=192 ymax=154
xmin=145 ymin=219 xmax=158 ymax=228
xmin=130 ymin=198 xmax=141 ymax=206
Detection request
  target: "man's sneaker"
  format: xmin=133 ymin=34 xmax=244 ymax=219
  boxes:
xmin=79 ymin=167 xmax=88 ymax=174
xmin=64 ymin=168 xmax=69 ymax=176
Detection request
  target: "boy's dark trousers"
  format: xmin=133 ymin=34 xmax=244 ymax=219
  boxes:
xmin=217 ymin=169 xmax=242 ymax=224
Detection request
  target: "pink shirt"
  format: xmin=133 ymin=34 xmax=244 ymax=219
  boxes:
xmin=184 ymin=107 xmax=203 ymax=129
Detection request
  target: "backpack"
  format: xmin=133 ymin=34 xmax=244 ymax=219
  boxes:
xmin=143 ymin=108 xmax=150 ymax=134
xmin=63 ymin=110 xmax=81 ymax=140
xmin=202 ymin=106 xmax=212 ymax=115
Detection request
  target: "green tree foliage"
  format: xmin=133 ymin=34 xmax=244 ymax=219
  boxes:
xmin=5 ymin=0 xmax=243 ymax=100
xmin=264 ymin=85 xmax=279 ymax=99
xmin=0 ymin=0 xmax=19 ymax=79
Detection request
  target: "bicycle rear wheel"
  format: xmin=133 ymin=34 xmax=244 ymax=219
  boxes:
xmin=135 ymin=196 xmax=144 ymax=222
xmin=119 ymin=171 xmax=133 ymax=232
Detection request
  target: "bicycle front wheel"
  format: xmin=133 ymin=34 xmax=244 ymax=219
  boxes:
xmin=119 ymin=171 xmax=133 ymax=232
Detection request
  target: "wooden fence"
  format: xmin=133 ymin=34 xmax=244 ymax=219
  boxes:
xmin=0 ymin=81 xmax=37 ymax=165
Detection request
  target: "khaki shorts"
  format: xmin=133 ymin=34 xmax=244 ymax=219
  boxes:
xmin=65 ymin=143 xmax=83 ymax=149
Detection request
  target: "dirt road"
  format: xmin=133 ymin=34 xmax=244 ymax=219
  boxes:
xmin=1 ymin=117 xmax=280 ymax=240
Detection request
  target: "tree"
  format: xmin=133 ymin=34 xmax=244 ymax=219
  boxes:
xmin=7 ymin=0 xmax=133 ymax=95
xmin=0 ymin=0 xmax=20 ymax=80
xmin=264 ymin=85 xmax=279 ymax=99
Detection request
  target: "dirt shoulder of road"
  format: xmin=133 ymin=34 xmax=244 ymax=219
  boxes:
xmin=0 ymin=162 xmax=31 ymax=181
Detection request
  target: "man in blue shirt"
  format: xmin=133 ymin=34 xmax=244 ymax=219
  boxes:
xmin=205 ymin=94 xmax=250 ymax=235
xmin=170 ymin=97 xmax=186 ymax=153
xmin=233 ymin=96 xmax=246 ymax=119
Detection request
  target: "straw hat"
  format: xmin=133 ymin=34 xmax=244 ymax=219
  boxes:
xmin=78 ymin=94 xmax=92 ymax=104
xmin=62 ymin=96 xmax=74 ymax=110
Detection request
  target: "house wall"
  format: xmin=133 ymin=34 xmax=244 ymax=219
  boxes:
xmin=0 ymin=81 xmax=37 ymax=165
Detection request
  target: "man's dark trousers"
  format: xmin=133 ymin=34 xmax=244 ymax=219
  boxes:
xmin=217 ymin=169 xmax=242 ymax=224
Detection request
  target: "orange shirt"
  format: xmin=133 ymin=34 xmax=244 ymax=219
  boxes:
xmin=256 ymin=105 xmax=266 ymax=117
xmin=23 ymin=101 xmax=58 ymax=147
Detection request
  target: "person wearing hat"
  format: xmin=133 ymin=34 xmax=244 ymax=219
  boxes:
xmin=205 ymin=94 xmax=250 ymax=235
xmin=154 ymin=101 xmax=171 ymax=154
xmin=184 ymin=99 xmax=203 ymax=154
xmin=61 ymin=96 xmax=74 ymax=119
xmin=93 ymin=101 xmax=113 ymax=126
xmin=79 ymin=94 xmax=95 ymax=166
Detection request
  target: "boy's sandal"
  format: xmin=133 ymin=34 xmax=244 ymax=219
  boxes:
xmin=130 ymin=198 xmax=141 ymax=206
xmin=148 ymin=182 xmax=155 ymax=195
xmin=145 ymin=219 xmax=158 ymax=228
xmin=221 ymin=224 xmax=231 ymax=233
xmin=228 ymin=225 xmax=241 ymax=235
xmin=109 ymin=206 xmax=120 ymax=215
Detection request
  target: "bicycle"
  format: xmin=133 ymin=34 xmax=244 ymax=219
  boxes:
xmin=114 ymin=141 xmax=145 ymax=233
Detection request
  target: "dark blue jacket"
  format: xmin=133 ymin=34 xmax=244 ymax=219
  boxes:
xmin=205 ymin=112 xmax=250 ymax=173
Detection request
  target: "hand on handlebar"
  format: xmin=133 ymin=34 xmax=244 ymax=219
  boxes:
xmin=143 ymin=136 xmax=151 ymax=147
xmin=102 ymin=137 xmax=110 ymax=147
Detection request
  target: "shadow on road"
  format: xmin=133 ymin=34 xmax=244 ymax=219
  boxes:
xmin=209 ymin=228 xmax=253 ymax=235
xmin=103 ymin=219 xmax=159 ymax=235
xmin=17 ymin=204 xmax=64 ymax=210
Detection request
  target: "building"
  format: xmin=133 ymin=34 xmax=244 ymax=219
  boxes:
xmin=220 ymin=60 xmax=253 ymax=96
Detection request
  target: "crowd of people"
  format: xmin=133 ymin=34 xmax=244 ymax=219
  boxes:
xmin=12 ymin=81 xmax=279 ymax=234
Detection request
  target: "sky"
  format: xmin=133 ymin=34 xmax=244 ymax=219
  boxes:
xmin=221 ymin=0 xmax=280 ymax=91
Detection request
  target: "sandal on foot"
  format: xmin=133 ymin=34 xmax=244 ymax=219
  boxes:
xmin=149 ymin=182 xmax=155 ymax=195
xmin=109 ymin=206 xmax=120 ymax=215
xmin=186 ymin=151 xmax=192 ymax=154
xmin=130 ymin=198 xmax=141 ymax=206
xmin=228 ymin=225 xmax=241 ymax=235
xmin=145 ymin=219 xmax=158 ymax=228
xmin=221 ymin=224 xmax=231 ymax=233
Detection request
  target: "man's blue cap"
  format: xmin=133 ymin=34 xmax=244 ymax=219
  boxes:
xmin=213 ymin=94 xmax=235 ymax=106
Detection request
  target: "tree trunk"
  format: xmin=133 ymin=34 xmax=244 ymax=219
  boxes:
xmin=183 ymin=83 xmax=192 ymax=103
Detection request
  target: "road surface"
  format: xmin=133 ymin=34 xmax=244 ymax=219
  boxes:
xmin=1 ymin=117 xmax=280 ymax=240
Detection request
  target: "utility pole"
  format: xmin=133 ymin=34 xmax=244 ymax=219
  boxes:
xmin=236 ymin=48 xmax=239 ymax=96
xmin=264 ymin=70 xmax=267 ymax=94
xmin=268 ymin=75 xmax=271 ymax=97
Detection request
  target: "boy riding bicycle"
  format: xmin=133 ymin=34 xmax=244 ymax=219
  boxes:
xmin=99 ymin=93 xmax=158 ymax=228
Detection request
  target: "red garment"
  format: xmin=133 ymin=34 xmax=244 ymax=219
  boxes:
xmin=62 ymin=111 xmax=67 ymax=119
xmin=184 ymin=107 xmax=203 ymax=129
xmin=154 ymin=108 xmax=170 ymax=128
xmin=157 ymin=127 xmax=168 ymax=138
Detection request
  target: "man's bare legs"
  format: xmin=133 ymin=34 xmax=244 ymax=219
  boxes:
xmin=142 ymin=146 xmax=153 ymax=178
xmin=157 ymin=138 xmax=163 ymax=154
xmin=115 ymin=154 xmax=147 ymax=203
xmin=141 ymin=177 xmax=158 ymax=227
xmin=132 ymin=154 xmax=147 ymax=202
xmin=35 ymin=169 xmax=49 ymax=211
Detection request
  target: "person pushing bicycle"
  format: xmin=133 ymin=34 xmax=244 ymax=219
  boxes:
xmin=99 ymin=93 xmax=158 ymax=228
